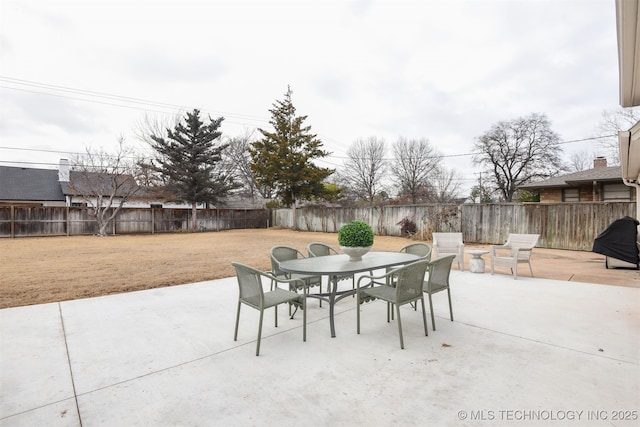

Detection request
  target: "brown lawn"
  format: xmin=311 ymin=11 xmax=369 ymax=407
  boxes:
xmin=1 ymin=228 xmax=638 ymax=309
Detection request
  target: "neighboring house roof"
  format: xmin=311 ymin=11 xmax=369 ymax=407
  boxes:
xmin=519 ymin=166 xmax=623 ymax=189
xmin=60 ymin=171 xmax=141 ymax=198
xmin=0 ymin=165 xmax=141 ymax=203
xmin=0 ymin=166 xmax=64 ymax=201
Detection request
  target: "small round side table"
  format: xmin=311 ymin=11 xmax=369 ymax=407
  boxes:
xmin=466 ymin=250 xmax=489 ymax=273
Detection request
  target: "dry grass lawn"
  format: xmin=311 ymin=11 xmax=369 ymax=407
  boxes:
xmin=1 ymin=228 xmax=638 ymax=309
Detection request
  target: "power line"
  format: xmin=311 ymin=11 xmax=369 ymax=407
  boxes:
xmin=0 ymin=75 xmax=617 ymax=170
xmin=1 ymin=130 xmax=615 ymax=167
xmin=0 ymin=76 xmax=270 ymax=125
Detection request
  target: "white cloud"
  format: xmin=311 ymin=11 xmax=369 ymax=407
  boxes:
xmin=0 ymin=0 xmax=624 ymax=191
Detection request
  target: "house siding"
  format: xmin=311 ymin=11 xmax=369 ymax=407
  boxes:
xmin=538 ymin=183 xmax=634 ymax=203
xmin=540 ymin=188 xmax=563 ymax=203
xmin=580 ymin=185 xmax=595 ymax=201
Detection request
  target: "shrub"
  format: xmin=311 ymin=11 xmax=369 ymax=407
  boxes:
xmin=338 ymin=220 xmax=374 ymax=247
xmin=397 ymin=216 xmax=417 ymax=237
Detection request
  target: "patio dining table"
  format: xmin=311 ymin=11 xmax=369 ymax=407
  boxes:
xmin=279 ymin=251 xmax=420 ymax=338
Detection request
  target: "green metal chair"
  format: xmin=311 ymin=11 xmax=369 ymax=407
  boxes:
xmin=386 ymin=242 xmax=432 ymax=279
xmin=400 ymin=242 xmax=433 ymax=260
xmin=232 ymin=262 xmax=306 ymax=356
xmin=385 ymin=242 xmax=433 ymax=317
xmin=270 ymin=246 xmax=323 ymax=290
xmin=307 ymin=242 xmax=355 ymax=290
xmin=356 ymin=259 xmax=430 ymax=349
xmin=270 ymin=245 xmax=323 ymax=309
xmin=423 ymin=255 xmax=456 ymax=331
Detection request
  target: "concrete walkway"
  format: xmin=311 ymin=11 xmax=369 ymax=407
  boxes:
xmin=1 ymin=270 xmax=639 ymax=426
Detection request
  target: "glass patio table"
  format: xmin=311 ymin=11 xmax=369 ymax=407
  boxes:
xmin=279 ymin=251 xmax=419 ymax=338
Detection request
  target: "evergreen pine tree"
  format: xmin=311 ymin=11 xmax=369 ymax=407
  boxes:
xmin=249 ymin=86 xmax=334 ymax=224
xmin=149 ymin=109 xmax=236 ymax=230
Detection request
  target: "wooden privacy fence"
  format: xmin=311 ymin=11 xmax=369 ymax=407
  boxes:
xmin=271 ymin=202 xmax=637 ymax=251
xmin=0 ymin=206 xmax=269 ymax=238
xmin=2 ymin=202 xmax=635 ymax=250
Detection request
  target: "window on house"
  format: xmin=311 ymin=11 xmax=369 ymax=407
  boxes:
xmin=150 ymin=203 xmax=163 ymax=209
xmin=562 ymin=188 xmax=580 ymax=202
xmin=603 ymin=183 xmax=632 ymax=201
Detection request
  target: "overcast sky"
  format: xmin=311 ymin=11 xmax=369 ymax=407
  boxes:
xmin=0 ymin=0 xmax=626 ymax=193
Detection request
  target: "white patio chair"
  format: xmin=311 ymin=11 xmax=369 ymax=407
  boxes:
xmin=490 ymin=233 xmax=540 ymax=279
xmin=432 ymin=232 xmax=465 ymax=271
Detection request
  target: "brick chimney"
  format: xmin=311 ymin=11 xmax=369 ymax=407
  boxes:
xmin=593 ymin=157 xmax=607 ymax=168
xmin=58 ymin=158 xmax=70 ymax=182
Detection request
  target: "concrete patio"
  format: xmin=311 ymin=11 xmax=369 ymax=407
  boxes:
xmin=1 ymin=269 xmax=639 ymax=426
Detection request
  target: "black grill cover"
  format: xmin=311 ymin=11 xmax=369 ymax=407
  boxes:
xmin=592 ymin=216 xmax=639 ymax=265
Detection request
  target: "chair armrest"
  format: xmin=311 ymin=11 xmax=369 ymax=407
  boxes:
xmin=512 ymin=247 xmax=533 ymax=260
xmin=267 ymin=273 xmax=306 ymax=290
xmin=490 ymin=244 xmax=509 ymax=257
xmin=357 ymin=270 xmax=398 ymax=290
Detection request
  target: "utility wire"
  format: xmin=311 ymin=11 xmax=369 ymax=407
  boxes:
xmin=0 ymin=76 xmax=270 ymax=124
xmin=0 ymin=131 xmax=615 ymax=166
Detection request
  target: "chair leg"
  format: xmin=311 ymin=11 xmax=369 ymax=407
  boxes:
xmin=256 ymin=309 xmax=264 ymax=356
xmin=302 ymin=297 xmax=307 ymax=342
xmin=356 ymin=292 xmax=361 ymax=334
xmin=395 ymin=304 xmax=404 ymax=349
xmin=274 ymin=305 xmax=278 ymax=327
xmin=528 ymin=262 xmax=534 ymax=277
xmin=428 ymin=293 xmax=436 ymax=331
xmin=447 ymin=288 xmax=453 ymax=321
xmin=234 ymin=301 xmax=241 ymax=341
xmin=420 ymin=298 xmax=428 ymax=336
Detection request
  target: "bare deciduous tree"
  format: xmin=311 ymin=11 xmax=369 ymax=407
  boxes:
xmin=133 ymin=112 xmax=182 ymax=146
xmin=223 ymin=128 xmax=273 ymax=199
xmin=473 ymin=113 xmax=565 ymax=202
xmin=430 ymin=166 xmax=462 ymax=203
xmin=568 ymin=149 xmax=597 ymax=172
xmin=68 ymin=138 xmax=144 ymax=236
xmin=595 ymin=107 xmax=640 ymax=164
xmin=338 ymin=137 xmax=388 ymax=206
xmin=391 ymin=137 xmax=441 ymax=204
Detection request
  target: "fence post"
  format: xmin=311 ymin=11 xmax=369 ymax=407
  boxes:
xmin=10 ymin=205 xmax=14 ymax=238
xmin=112 ymin=208 xmax=116 ymax=235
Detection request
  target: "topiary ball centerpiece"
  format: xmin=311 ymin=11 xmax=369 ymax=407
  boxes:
xmin=338 ymin=220 xmax=374 ymax=261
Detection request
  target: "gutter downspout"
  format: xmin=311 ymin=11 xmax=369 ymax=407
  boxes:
xmin=623 ymin=178 xmax=640 ymax=220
